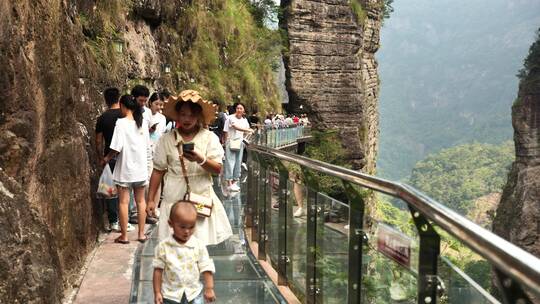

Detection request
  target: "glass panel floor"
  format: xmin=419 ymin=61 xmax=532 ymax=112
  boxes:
xmin=130 ymin=177 xmax=287 ymax=304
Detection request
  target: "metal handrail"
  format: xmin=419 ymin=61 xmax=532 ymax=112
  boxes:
xmin=249 ymin=143 xmax=540 ymax=297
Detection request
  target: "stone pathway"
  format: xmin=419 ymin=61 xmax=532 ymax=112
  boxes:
xmin=71 ymin=225 xmax=150 ymax=304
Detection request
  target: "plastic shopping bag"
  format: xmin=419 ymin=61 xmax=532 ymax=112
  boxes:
xmin=97 ymin=164 xmax=117 ymax=199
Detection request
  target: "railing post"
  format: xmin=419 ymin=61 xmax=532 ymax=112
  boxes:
xmin=342 ymin=182 xmax=366 ymax=304
xmin=250 ymin=152 xmax=261 ymax=243
xmin=258 ymin=161 xmax=269 ymax=260
xmin=246 ymin=150 xmax=256 ymax=228
xmin=409 ymin=206 xmax=441 ymax=304
xmin=277 ymin=163 xmax=291 ymax=285
xmin=303 ymin=170 xmax=323 ymax=304
xmin=494 ymin=269 xmax=533 ymax=304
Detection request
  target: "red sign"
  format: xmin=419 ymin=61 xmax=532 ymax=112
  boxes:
xmin=377 ymin=223 xmax=412 ymax=269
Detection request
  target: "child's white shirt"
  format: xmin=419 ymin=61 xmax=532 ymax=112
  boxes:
xmin=152 ymin=235 xmax=215 ymax=302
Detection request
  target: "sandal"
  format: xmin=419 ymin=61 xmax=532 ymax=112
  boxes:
xmin=137 ymin=236 xmax=148 ymax=243
xmin=114 ymin=237 xmax=129 ymax=244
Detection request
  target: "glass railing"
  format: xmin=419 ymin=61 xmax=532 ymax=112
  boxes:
xmin=245 ymin=144 xmax=540 ymax=304
xmin=252 ymin=125 xmax=311 ymax=148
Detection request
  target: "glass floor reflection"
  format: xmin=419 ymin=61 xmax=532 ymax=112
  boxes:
xmin=130 ymin=177 xmax=287 ymax=304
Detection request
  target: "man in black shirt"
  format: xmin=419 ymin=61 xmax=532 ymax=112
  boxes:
xmin=248 ymin=109 xmax=260 ymax=127
xmin=209 ymin=99 xmax=227 ymax=144
xmin=96 ymin=88 xmax=121 ymax=161
xmin=95 ymin=87 xmax=126 ymax=232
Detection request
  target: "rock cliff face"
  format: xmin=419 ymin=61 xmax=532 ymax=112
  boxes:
xmin=0 ymin=0 xmax=281 ymax=302
xmin=0 ymin=1 xmax=167 ymax=302
xmin=0 ymin=2 xmax=102 ymax=301
xmin=281 ymin=0 xmax=383 ymax=172
xmin=493 ymin=30 xmax=540 ymax=300
xmin=0 ymin=170 xmax=62 ymax=303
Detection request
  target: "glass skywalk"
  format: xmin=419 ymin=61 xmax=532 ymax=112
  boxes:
xmin=130 ymin=126 xmax=540 ymax=304
xmin=130 ymin=177 xmax=287 ymax=304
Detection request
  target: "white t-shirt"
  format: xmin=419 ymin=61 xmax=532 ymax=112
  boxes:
xmin=110 ymin=118 xmax=150 ymax=183
xmin=143 ymin=106 xmax=152 ymax=129
xmin=149 ymin=112 xmax=167 ymax=151
xmin=224 ymin=115 xmax=250 ymax=140
xmin=285 ymin=117 xmax=294 ymax=126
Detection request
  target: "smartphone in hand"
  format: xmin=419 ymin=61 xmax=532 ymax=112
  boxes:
xmin=182 ymin=142 xmax=195 ymax=153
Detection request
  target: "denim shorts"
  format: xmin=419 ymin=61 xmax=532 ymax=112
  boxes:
xmin=113 ymin=180 xmax=147 ymax=188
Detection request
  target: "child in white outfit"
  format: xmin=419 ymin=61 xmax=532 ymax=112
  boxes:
xmin=152 ymin=202 xmax=216 ymax=304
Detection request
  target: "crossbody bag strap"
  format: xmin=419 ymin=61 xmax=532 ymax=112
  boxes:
xmin=175 ymin=130 xmax=191 ymax=200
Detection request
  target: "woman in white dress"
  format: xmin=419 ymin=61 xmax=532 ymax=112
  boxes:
xmin=146 ymin=90 xmax=232 ymax=244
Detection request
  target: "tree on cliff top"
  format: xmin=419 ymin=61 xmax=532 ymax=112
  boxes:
xmin=518 ymin=28 xmax=540 ymax=81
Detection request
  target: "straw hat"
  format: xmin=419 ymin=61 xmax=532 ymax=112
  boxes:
xmin=162 ymin=90 xmax=217 ymax=125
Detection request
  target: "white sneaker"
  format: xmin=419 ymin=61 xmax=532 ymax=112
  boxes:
xmin=293 ymin=207 xmax=305 ymax=217
xmin=229 ymin=184 xmax=241 ymax=192
xmin=127 ymin=223 xmax=135 ymax=232
xmin=110 ymin=222 xmax=119 ymax=231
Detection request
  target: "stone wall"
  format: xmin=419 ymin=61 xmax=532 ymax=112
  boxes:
xmin=0 ymin=0 xmax=282 ymax=301
xmin=281 ymin=0 xmax=383 ymax=172
xmin=0 ymin=170 xmax=62 ymax=303
xmin=0 ymin=2 xmax=100 ymax=300
xmin=492 ymin=33 xmax=540 ymax=302
xmin=0 ymin=1 xmax=164 ymax=302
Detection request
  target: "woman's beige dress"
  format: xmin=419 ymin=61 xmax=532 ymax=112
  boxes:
xmin=153 ymin=128 xmax=232 ymax=245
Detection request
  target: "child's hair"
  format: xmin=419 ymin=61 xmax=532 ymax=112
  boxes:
xmin=120 ymin=94 xmax=143 ymax=128
xmin=131 ymin=85 xmax=150 ymax=98
xmin=149 ymin=92 xmax=163 ymax=104
xmin=169 ymin=201 xmax=198 ymax=221
xmin=103 ymin=87 xmax=120 ymax=107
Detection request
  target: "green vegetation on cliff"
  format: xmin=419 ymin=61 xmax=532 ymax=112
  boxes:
xmin=304 ymin=130 xmax=351 ymax=202
xmin=172 ymin=0 xmax=281 ymax=111
xmin=78 ymin=1 xmax=129 ymax=74
xmin=79 ymin=0 xmax=281 ymax=112
xmin=518 ymin=27 xmax=540 ymax=90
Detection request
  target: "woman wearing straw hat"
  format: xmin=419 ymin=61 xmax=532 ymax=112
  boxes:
xmin=146 ymin=90 xmax=232 ymax=244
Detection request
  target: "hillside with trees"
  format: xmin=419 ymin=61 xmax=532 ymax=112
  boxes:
xmin=377 ymin=0 xmax=540 ymax=180
xmin=408 ymin=142 xmax=514 ymax=215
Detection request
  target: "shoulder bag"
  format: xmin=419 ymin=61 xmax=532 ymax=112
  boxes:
xmin=175 ymin=138 xmax=213 ymax=217
xmin=229 ymin=137 xmax=242 ymax=151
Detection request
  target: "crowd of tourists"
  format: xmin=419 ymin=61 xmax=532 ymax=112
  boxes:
xmin=94 ymin=85 xmax=309 ymax=304
xmin=262 ymin=113 xmax=310 ymax=128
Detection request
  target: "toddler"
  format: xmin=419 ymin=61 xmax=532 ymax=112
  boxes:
xmin=153 ymin=202 xmax=216 ymax=304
